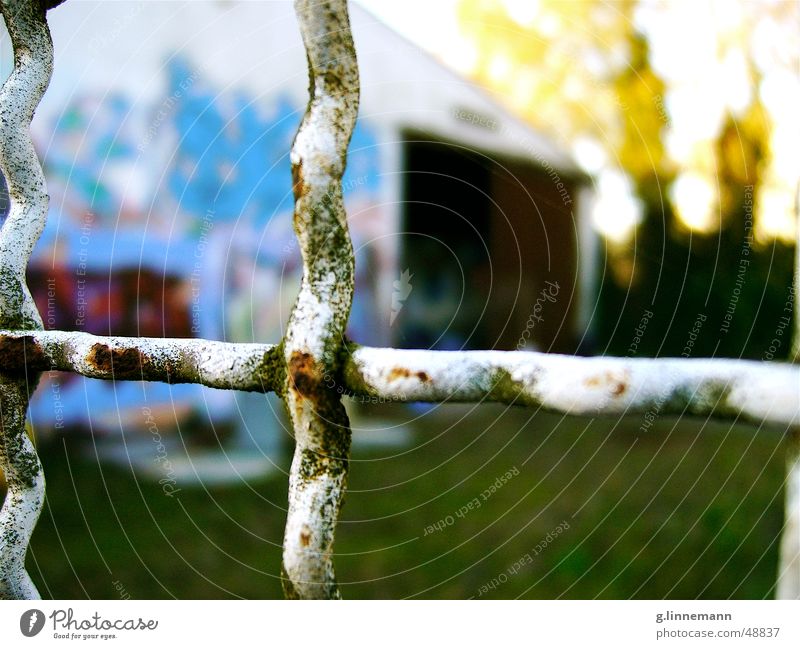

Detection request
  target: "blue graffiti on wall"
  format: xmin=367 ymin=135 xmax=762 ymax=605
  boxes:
xmin=164 ymin=57 xmax=380 ymax=227
xmin=28 ymin=54 xmax=384 ymax=433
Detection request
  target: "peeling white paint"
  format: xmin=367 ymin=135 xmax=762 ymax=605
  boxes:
xmin=346 ymin=347 xmax=800 ymax=428
xmin=2 ymin=330 xmax=798 ymax=427
xmin=0 ymin=0 xmax=54 ymax=600
xmin=777 ymin=434 xmax=800 ymax=599
xmin=0 ymin=329 xmax=280 ymax=392
xmin=280 ymin=0 xmax=360 ymax=599
xmin=777 ymin=209 xmax=800 ymax=599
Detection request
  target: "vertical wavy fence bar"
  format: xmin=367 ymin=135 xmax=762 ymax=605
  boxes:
xmin=776 ymin=203 xmax=800 ymax=599
xmin=0 ymin=0 xmax=53 ymax=599
xmin=280 ymin=0 xmax=359 ymax=599
xmin=0 ymin=0 xmax=798 ymax=600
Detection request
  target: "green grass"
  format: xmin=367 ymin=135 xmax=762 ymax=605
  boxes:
xmin=21 ymin=403 xmax=788 ymax=599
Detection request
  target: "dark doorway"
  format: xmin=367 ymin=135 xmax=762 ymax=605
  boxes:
xmin=397 ymin=133 xmax=580 ymax=352
xmin=397 ymin=136 xmax=493 ymax=350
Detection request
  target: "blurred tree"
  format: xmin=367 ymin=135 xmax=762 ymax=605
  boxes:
xmin=459 ymin=0 xmax=796 ymax=358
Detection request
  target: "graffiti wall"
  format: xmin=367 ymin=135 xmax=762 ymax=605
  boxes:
xmin=25 ymin=54 xmax=386 ymax=435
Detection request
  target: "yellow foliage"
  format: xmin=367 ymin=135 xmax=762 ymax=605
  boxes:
xmin=460 ymin=0 xmax=667 ymax=182
xmin=458 ymin=0 xmax=795 ymax=240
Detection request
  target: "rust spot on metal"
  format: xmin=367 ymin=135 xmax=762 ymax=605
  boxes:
xmin=388 ymin=367 xmax=430 ymax=382
xmin=0 ymin=335 xmax=47 ymax=375
xmin=87 ymin=343 xmax=144 ymax=376
xmin=289 ymin=351 xmax=319 ymax=397
xmin=585 ymin=370 xmax=628 ymax=397
xmin=86 ymin=343 xmax=181 ymax=382
xmin=388 ymin=367 xmax=410 ymax=380
xmin=291 ymin=161 xmax=305 ymax=199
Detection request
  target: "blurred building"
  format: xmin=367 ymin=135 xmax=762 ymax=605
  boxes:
xmin=1 ymin=1 xmax=593 ymax=446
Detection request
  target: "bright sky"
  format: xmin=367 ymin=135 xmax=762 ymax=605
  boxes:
xmin=358 ymin=0 xmax=798 ymax=244
xmin=357 ymin=0 xmax=466 ymax=67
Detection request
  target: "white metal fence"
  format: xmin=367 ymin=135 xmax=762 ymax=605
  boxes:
xmin=0 ymin=0 xmax=798 ymax=600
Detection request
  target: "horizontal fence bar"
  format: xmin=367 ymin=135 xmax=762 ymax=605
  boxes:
xmin=346 ymin=347 xmax=799 ymax=429
xmin=0 ymin=329 xmax=280 ymax=393
xmin=0 ymin=330 xmax=797 ymax=428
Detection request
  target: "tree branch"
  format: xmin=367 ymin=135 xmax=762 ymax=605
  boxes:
xmin=0 ymin=0 xmax=53 ymax=600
